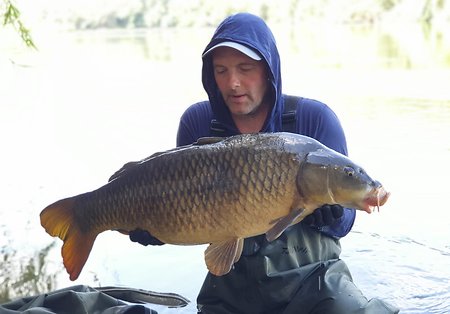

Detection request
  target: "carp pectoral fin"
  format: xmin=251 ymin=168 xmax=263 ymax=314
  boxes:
xmin=265 ymin=208 xmax=305 ymax=242
xmin=40 ymin=197 xmax=97 ymax=281
xmin=204 ymin=238 xmax=244 ymax=276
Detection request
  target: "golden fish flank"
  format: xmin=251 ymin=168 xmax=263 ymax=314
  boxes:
xmin=40 ymin=132 xmax=390 ymax=281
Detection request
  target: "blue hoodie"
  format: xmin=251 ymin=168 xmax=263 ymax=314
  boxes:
xmin=177 ymin=13 xmax=355 ymax=238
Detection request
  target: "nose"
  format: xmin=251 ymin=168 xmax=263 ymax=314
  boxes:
xmin=228 ymin=71 xmax=240 ymax=90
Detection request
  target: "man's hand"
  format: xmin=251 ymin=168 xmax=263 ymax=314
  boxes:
xmin=303 ymin=204 xmax=344 ymax=228
xmin=129 ymin=228 xmax=165 ymax=246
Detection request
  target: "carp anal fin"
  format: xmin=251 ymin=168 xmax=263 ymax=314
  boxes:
xmin=204 ymin=238 xmax=244 ymax=276
xmin=266 ymin=208 xmax=305 ymax=242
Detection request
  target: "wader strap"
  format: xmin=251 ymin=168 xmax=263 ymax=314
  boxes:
xmin=210 ymin=119 xmax=227 ymax=137
xmin=209 ymin=95 xmax=300 ymax=136
xmin=281 ymin=95 xmax=300 ymax=133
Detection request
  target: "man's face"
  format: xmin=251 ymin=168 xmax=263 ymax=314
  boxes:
xmin=212 ymin=47 xmax=269 ymax=118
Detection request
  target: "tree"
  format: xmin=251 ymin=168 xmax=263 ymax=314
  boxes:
xmin=1 ymin=0 xmax=36 ymax=48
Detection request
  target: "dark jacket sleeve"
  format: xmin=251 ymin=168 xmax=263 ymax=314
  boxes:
xmin=176 ymin=101 xmax=213 ymax=147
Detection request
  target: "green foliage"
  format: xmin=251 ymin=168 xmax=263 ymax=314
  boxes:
xmin=2 ymin=0 xmax=449 ymax=40
xmin=378 ymin=0 xmax=400 ymax=11
xmin=0 ymin=239 xmax=59 ymax=303
xmin=64 ymin=0 xmax=450 ymax=30
xmin=1 ymin=0 xmax=36 ymax=48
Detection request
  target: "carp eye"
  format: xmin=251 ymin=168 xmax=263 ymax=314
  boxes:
xmin=344 ymin=167 xmax=355 ymax=177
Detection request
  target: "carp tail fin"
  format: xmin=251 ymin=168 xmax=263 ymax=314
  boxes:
xmin=40 ymin=197 xmax=97 ymax=281
xmin=204 ymin=238 xmax=244 ymax=276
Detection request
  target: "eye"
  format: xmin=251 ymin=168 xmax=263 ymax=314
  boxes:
xmin=239 ymin=63 xmax=255 ymax=72
xmin=214 ymin=66 xmax=226 ymax=74
xmin=344 ymin=167 xmax=355 ymax=177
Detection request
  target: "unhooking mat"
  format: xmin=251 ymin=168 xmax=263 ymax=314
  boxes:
xmin=0 ymin=285 xmax=189 ymax=314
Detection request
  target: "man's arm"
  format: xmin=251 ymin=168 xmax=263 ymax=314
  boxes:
xmin=176 ymin=101 xmax=213 ymax=147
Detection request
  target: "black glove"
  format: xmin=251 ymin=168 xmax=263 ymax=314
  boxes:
xmin=129 ymin=228 xmax=165 ymax=246
xmin=303 ymin=204 xmax=344 ymax=228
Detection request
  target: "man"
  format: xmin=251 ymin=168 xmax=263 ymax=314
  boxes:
xmin=132 ymin=13 xmax=399 ymax=314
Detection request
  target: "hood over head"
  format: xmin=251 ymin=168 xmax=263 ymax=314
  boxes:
xmin=202 ymin=13 xmax=283 ymax=133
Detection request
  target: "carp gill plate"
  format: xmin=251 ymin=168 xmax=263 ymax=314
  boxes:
xmin=40 ymin=132 xmax=390 ymax=281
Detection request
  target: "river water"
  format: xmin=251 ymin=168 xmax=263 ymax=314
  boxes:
xmin=1 ymin=22 xmax=449 ymax=313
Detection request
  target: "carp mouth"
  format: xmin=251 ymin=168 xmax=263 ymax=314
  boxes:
xmin=361 ymin=186 xmax=390 ymax=213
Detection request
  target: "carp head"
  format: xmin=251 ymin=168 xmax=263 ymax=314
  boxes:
xmin=297 ymin=149 xmax=390 ymax=213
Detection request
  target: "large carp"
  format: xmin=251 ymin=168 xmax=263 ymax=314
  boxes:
xmin=40 ymin=132 xmax=389 ymax=281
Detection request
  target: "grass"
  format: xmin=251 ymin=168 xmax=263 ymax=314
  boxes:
xmin=0 ymin=237 xmax=59 ymax=303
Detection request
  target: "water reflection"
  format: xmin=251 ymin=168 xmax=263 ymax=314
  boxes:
xmin=376 ymin=22 xmax=450 ymax=69
xmin=273 ymin=22 xmax=450 ymax=70
xmin=60 ymin=22 xmax=450 ymax=70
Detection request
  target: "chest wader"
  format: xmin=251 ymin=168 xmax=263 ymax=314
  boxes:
xmin=209 ymin=95 xmax=299 ymax=137
xmin=198 ymin=96 xmax=399 ymax=314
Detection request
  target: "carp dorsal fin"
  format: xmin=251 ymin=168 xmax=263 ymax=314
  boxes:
xmin=109 ymin=143 xmax=200 ymax=182
xmin=108 ymin=150 xmax=171 ymax=182
xmin=195 ymin=137 xmax=225 ymax=145
xmin=109 ymin=161 xmax=141 ymax=182
xmin=114 ymin=229 xmax=130 ymax=235
xmin=109 ymin=139 xmax=223 ymax=182
xmin=265 ymin=208 xmax=305 ymax=242
xmin=204 ymin=238 xmax=244 ymax=276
